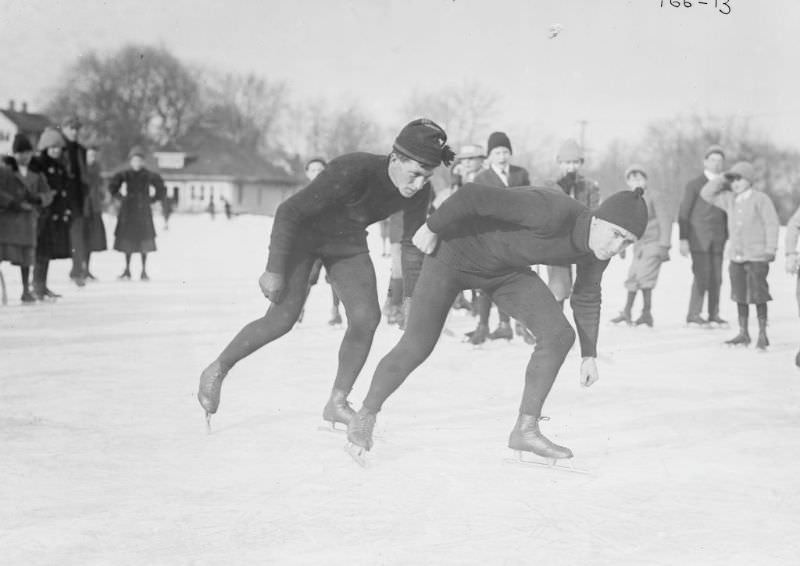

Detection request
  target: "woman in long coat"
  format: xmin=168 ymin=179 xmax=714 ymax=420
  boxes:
xmin=108 ymin=146 xmax=166 ymax=281
xmin=82 ymin=145 xmax=108 ymax=279
xmin=0 ymin=160 xmax=37 ymax=302
xmin=34 ymin=128 xmax=73 ymax=299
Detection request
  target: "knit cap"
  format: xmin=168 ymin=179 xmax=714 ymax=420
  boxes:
xmin=557 ymin=139 xmax=583 ymax=162
xmin=724 ymin=161 xmax=755 ymax=183
xmin=393 ymin=119 xmax=454 ymax=167
xmin=704 ymin=144 xmax=725 ymax=159
xmin=128 ymin=145 xmax=147 ymax=159
xmin=37 ymin=128 xmax=66 ymax=150
xmin=12 ymin=133 xmax=33 ymax=153
xmin=595 ymin=187 xmax=648 ymax=239
xmin=487 ymin=131 xmax=512 ymax=155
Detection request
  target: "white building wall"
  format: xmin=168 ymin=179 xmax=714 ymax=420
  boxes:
xmin=0 ymin=114 xmax=19 ymax=156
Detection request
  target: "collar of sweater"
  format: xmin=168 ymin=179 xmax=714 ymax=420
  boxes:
xmin=734 ymin=188 xmax=753 ymax=202
xmin=571 ymin=209 xmax=593 ymax=254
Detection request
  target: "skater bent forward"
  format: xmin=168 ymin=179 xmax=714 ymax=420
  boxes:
xmin=197 ymin=119 xmax=455 ymax=430
xmin=347 ymin=184 xmax=648 ymax=460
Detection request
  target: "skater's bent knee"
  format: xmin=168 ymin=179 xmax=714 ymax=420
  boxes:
xmin=347 ymin=307 xmax=381 ymax=332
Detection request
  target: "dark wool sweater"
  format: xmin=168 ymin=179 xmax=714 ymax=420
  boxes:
xmin=427 ymin=183 xmax=608 ymax=357
xmin=267 ymin=153 xmax=430 ymax=274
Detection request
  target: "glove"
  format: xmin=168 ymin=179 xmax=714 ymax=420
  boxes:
xmin=258 ymin=270 xmax=285 ymax=304
xmin=658 ymin=246 xmax=670 ymax=262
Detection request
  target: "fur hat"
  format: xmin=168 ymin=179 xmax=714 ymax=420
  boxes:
xmin=557 ymin=139 xmax=583 ymax=162
xmin=393 ymin=118 xmax=454 ymax=168
xmin=37 ymin=128 xmax=66 ymax=151
xmin=487 ymin=132 xmax=512 ymax=155
xmin=595 ymin=187 xmax=649 ymax=239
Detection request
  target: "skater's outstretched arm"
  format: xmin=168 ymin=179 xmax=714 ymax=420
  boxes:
xmin=426 ymin=183 xmax=559 ymax=236
xmin=569 ymin=258 xmax=609 ymax=359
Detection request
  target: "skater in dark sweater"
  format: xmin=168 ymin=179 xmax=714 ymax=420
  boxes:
xmin=347 ymin=184 xmax=648 ymax=460
xmin=198 ymin=119 xmax=454 ymax=429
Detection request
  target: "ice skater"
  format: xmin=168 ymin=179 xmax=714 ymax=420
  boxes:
xmin=785 ymin=205 xmax=800 ymax=366
xmin=346 ymin=183 xmax=648 ymax=461
xmin=197 ymin=119 xmax=454 ymax=431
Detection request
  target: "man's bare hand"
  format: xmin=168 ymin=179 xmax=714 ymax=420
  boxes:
xmin=412 ymin=223 xmax=438 ymax=255
xmin=258 ymin=270 xmax=285 ymax=304
xmin=580 ymin=357 xmax=599 ymax=388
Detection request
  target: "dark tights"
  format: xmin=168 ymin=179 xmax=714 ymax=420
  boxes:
xmin=124 ymin=252 xmax=148 ymax=273
xmin=217 ymin=252 xmax=380 ymax=392
xmin=476 ymin=291 xmax=510 ymax=326
xmin=363 ymin=256 xmax=576 ymax=416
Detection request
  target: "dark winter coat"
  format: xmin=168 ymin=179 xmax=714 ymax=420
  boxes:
xmin=679 ymin=173 xmax=728 ymax=252
xmin=36 ymin=153 xmax=74 ymax=259
xmin=266 ymin=153 xmax=430 ymax=275
xmin=556 ymin=173 xmax=600 ymax=210
xmin=474 ymin=164 xmax=530 ymax=189
xmin=83 ymin=161 xmax=108 ymax=252
xmin=108 ymin=167 xmax=167 ymax=245
xmin=426 ymin=183 xmax=609 ymax=357
xmin=62 ymin=140 xmax=89 ymax=217
xmin=0 ymin=167 xmax=37 ymax=248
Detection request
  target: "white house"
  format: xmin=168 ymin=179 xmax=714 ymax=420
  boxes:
xmin=0 ymin=101 xmax=52 ymax=155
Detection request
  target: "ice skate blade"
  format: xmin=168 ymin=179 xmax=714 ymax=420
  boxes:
xmin=345 ymin=442 xmax=370 ymax=468
xmin=205 ymin=412 xmax=212 ymax=434
xmin=317 ymin=421 xmax=347 ymax=434
xmin=506 ymin=452 xmax=592 ymax=476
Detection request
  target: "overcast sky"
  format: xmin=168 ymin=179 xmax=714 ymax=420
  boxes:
xmin=1 ymin=0 xmax=799 ymax=152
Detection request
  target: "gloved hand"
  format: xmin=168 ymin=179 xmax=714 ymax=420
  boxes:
xmin=258 ymin=270 xmax=285 ymax=304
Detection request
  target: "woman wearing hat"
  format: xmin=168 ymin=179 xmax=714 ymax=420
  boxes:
xmin=0 ymin=157 xmax=38 ymax=303
xmin=32 ymin=127 xmax=73 ymax=299
xmin=197 ymin=119 xmax=454 ymax=432
xmin=108 ymin=146 xmax=167 ymax=281
xmin=347 ymin=184 xmax=648 ymax=462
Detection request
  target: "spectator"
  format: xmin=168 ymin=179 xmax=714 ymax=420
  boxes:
xmin=0 ymin=157 xmax=37 ymax=303
xmin=700 ymin=161 xmax=778 ymax=350
xmin=82 ymin=145 xmax=108 ymax=280
xmin=610 ymin=165 xmax=671 ymax=326
xmin=679 ymin=145 xmax=728 ymax=327
xmin=108 ymin=146 xmax=167 ymax=281
xmin=59 ymin=115 xmax=90 ymax=287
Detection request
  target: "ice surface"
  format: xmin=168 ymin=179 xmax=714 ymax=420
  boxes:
xmin=2 ymin=213 xmax=799 ymax=565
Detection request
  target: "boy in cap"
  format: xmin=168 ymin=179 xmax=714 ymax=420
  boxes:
xmin=198 ymin=119 xmax=454 ymax=431
xmin=679 ymin=145 xmax=729 ymax=327
xmin=467 ymin=132 xmax=531 ymax=344
xmin=452 ymin=143 xmax=485 ymax=187
xmin=547 ymin=139 xmax=600 ymax=309
xmin=346 ymin=184 xmax=647 ymax=461
xmin=701 ymin=161 xmax=778 ymax=350
xmin=785 ymin=206 xmax=800 ymax=366
xmin=611 ymin=165 xmax=671 ymax=326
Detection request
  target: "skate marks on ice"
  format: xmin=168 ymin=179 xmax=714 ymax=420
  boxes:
xmin=504 ymin=450 xmax=594 ymax=476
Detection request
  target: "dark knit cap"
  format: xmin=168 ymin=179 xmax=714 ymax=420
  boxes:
xmin=128 ymin=145 xmax=147 ymax=159
xmin=595 ymin=187 xmax=648 ymax=239
xmin=12 ymin=133 xmax=33 ymax=153
xmin=393 ymin=118 xmax=454 ymax=168
xmin=487 ymin=131 xmax=512 ymax=155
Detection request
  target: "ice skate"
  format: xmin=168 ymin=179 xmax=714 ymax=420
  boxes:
xmin=464 ymin=323 xmax=489 ymax=346
xmin=795 ymin=349 xmax=800 ymax=368
xmin=345 ymin=407 xmax=377 ymax=467
xmin=610 ymin=310 xmax=632 ymax=325
xmin=634 ymin=311 xmax=653 ymax=327
xmin=197 ymin=359 xmax=229 ymax=432
xmin=685 ymin=314 xmax=709 ymax=328
xmin=328 ymin=307 xmax=343 ymax=326
xmin=20 ymin=290 xmax=36 ymax=304
xmin=755 ymin=318 xmax=769 ymax=352
xmin=118 ymin=269 xmax=131 ymax=281
xmin=489 ymin=321 xmax=513 ymax=341
xmin=707 ymin=314 xmax=729 ymax=328
xmin=43 ymin=287 xmax=62 ymax=299
xmin=320 ymin=388 xmax=354 ymax=432
xmin=725 ymin=316 xmax=750 ymax=347
xmin=508 ymin=414 xmax=573 ymax=460
xmin=140 ymin=271 xmax=150 ymax=282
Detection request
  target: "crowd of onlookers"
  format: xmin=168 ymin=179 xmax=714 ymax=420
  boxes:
xmin=0 ymin=115 xmax=169 ymax=304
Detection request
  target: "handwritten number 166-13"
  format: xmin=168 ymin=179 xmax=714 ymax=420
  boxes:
xmin=661 ymin=0 xmax=731 ymax=14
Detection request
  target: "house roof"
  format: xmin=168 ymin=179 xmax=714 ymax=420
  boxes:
xmin=0 ymin=109 xmax=52 ymax=134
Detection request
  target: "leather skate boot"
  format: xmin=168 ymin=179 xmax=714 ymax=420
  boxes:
xmin=489 ymin=321 xmax=513 ymax=341
xmin=686 ymin=314 xmax=708 ymax=327
xmin=707 ymin=314 xmax=728 ymax=327
xmin=508 ymin=414 xmax=573 ymax=460
xmin=20 ymin=289 xmax=36 ymax=304
xmin=634 ymin=310 xmax=653 ymax=327
xmin=322 ymin=388 xmax=355 ymax=428
xmin=725 ymin=316 xmax=751 ymax=347
xmin=755 ymin=317 xmax=769 ymax=351
xmin=466 ymin=323 xmax=489 ymax=345
xmin=611 ymin=310 xmax=632 ymax=325
xmin=197 ymin=359 xmax=229 ymax=430
xmin=347 ymin=407 xmax=377 ymax=451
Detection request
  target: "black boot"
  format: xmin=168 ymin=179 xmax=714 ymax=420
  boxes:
xmin=611 ymin=310 xmax=632 ymax=325
xmin=634 ymin=310 xmax=653 ymax=327
xmin=755 ymin=317 xmax=769 ymax=351
xmin=508 ymin=414 xmax=573 ymax=459
xmin=466 ymin=323 xmax=489 ymax=345
xmin=197 ymin=359 xmax=229 ymax=420
xmin=322 ymin=388 xmax=355 ymax=427
xmin=489 ymin=321 xmax=513 ymax=341
xmin=347 ymin=407 xmax=377 ymax=451
xmin=725 ymin=316 xmax=751 ymax=347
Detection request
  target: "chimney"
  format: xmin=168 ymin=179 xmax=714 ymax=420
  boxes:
xmin=8 ymin=99 xmax=15 ymax=111
xmin=21 ymin=102 xmax=28 ymax=113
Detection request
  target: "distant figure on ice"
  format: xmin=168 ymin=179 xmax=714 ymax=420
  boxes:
xmin=346 ymin=185 xmax=648 ymax=461
xmin=466 ymin=131 xmax=531 ymax=345
xmin=679 ymin=145 xmax=728 ymax=327
xmin=109 ymin=146 xmax=167 ymax=281
xmin=222 ymin=197 xmax=232 ymax=220
xmin=197 ymin=119 xmax=454 ymax=431
xmin=610 ymin=165 xmax=671 ymax=327
xmin=0 ymin=155 xmax=39 ymax=304
xmin=162 ymin=192 xmax=175 ymax=230
xmin=207 ymin=197 xmax=216 ymax=220
xmin=785 ymin=205 xmax=800 ymax=366
xmin=59 ymin=116 xmax=91 ymax=288
xmin=82 ymin=145 xmax=108 ymax=280
xmin=700 ymin=161 xmax=778 ymax=350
